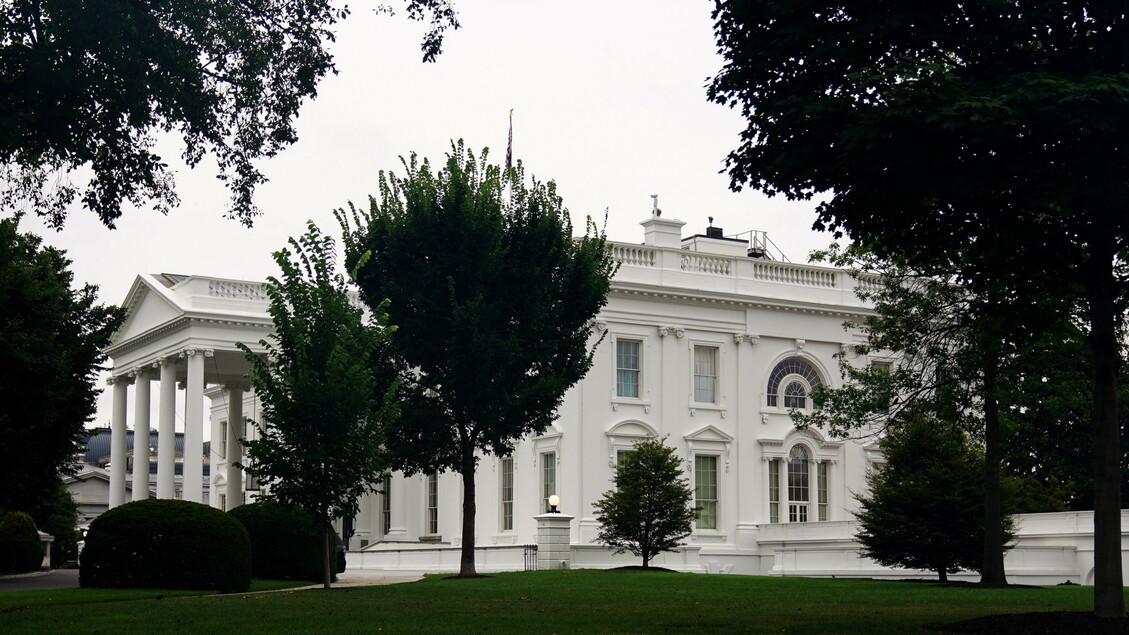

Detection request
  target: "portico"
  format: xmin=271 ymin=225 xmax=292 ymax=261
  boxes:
xmin=103 ymin=274 xmax=273 ymax=509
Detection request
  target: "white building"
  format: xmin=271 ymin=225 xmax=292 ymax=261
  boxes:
xmin=103 ymin=214 xmax=1124 ymax=583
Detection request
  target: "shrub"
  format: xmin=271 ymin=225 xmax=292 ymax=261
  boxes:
xmin=0 ymin=511 xmax=42 ymax=573
xmin=229 ymin=501 xmax=331 ymax=582
xmin=80 ymin=499 xmax=251 ymax=593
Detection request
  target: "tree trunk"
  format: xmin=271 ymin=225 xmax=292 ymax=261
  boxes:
xmin=323 ymin=524 xmax=332 ymax=589
xmin=980 ymin=356 xmax=1007 ymax=586
xmin=458 ymin=446 xmax=478 ymax=577
xmin=1087 ymin=233 xmax=1125 ymax=618
xmin=938 ymin=568 xmax=948 ymax=584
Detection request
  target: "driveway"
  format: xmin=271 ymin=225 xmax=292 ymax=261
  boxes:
xmin=0 ymin=569 xmax=79 ymax=592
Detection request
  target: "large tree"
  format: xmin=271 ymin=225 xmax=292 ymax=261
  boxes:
xmin=340 ymin=142 xmax=615 ymax=577
xmin=0 ymin=0 xmax=459 ymax=228
xmin=0 ymin=216 xmax=123 ymax=514
xmin=240 ymin=222 xmax=399 ymax=588
xmin=855 ymin=412 xmax=1014 ymax=583
xmin=592 ymin=436 xmax=697 ymax=569
xmin=711 ymin=1 xmax=1129 ymax=616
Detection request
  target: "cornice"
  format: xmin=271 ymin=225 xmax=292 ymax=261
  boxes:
xmin=608 ymin=284 xmax=874 ymax=320
xmin=105 ymin=314 xmax=273 ymax=358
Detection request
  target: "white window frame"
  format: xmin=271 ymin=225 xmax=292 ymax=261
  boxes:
xmin=500 ymin=457 xmax=515 ymax=532
xmin=425 ymin=473 xmax=439 ymax=536
xmin=760 ymin=430 xmax=842 ymax=524
xmin=692 ymin=343 xmax=720 ymax=405
xmin=540 ymin=451 xmax=557 ymax=514
xmin=694 ymin=455 xmax=718 ymax=530
xmin=615 ymin=337 xmax=643 ymax=399
xmin=765 ymin=357 xmax=823 ymax=411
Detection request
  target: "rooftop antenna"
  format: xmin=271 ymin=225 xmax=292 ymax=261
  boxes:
xmin=651 ymin=194 xmax=661 ymax=217
xmin=708 ymin=216 xmax=714 ymax=227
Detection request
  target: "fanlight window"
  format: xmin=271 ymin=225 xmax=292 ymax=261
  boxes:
xmin=766 ymin=358 xmax=822 ymax=409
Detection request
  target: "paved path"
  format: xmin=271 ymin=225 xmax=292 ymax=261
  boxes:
xmin=0 ymin=568 xmax=427 ymax=592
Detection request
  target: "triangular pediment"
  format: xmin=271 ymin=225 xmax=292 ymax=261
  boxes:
xmin=606 ymin=420 xmax=657 ymax=439
xmin=684 ymin=424 xmax=734 ymax=444
xmin=110 ymin=276 xmax=186 ymax=347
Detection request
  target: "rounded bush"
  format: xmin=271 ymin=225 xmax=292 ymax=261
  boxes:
xmin=79 ymin=499 xmax=251 ymax=593
xmin=0 ymin=511 xmax=43 ymax=573
xmin=228 ymin=501 xmax=331 ymax=582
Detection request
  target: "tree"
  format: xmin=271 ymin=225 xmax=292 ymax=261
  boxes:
xmin=592 ymin=436 xmax=697 ymax=569
xmin=0 ymin=1 xmax=459 ymax=228
xmin=239 ymin=222 xmax=399 ymax=589
xmin=710 ymin=2 xmax=1129 ymax=615
xmin=855 ymin=413 xmax=1014 ymax=583
xmin=339 ymin=142 xmax=616 ymax=577
xmin=0 ymin=215 xmax=124 ymax=515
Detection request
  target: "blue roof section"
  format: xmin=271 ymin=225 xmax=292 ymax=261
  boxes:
xmin=81 ymin=428 xmax=207 ymax=476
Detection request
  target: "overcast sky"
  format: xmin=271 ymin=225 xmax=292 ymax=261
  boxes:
xmin=20 ymin=1 xmax=838 ymax=427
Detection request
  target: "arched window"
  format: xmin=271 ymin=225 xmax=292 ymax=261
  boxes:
xmin=767 ymin=442 xmax=832 ymax=524
xmin=766 ymin=358 xmax=822 ymax=409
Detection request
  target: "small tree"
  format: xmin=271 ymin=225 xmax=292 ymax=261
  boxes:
xmin=239 ymin=222 xmax=399 ymax=589
xmin=855 ymin=414 xmax=1014 ymax=583
xmin=592 ymin=436 xmax=696 ymax=569
xmin=340 ymin=142 xmax=615 ymax=577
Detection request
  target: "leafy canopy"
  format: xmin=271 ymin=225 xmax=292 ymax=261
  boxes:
xmin=0 ymin=0 xmax=460 ymax=228
xmin=340 ymin=141 xmax=615 ymax=576
xmin=593 ymin=436 xmax=697 ymax=569
xmin=0 ymin=216 xmax=124 ymax=514
xmin=240 ymin=222 xmax=398 ymax=586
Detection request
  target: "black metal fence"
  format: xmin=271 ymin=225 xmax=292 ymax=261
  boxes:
xmin=523 ymin=544 xmax=538 ymax=571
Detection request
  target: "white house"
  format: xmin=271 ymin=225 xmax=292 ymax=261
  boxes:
xmin=101 ymin=213 xmax=1126 ymax=584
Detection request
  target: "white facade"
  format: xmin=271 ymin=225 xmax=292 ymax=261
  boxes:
xmin=103 ymin=216 xmax=1125 ymax=583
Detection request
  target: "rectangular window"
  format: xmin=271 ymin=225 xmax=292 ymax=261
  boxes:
xmin=693 ymin=345 xmax=719 ymax=403
xmin=219 ymin=493 xmax=227 ymax=512
xmin=542 ymin=452 xmax=557 ymax=513
xmin=871 ymin=360 xmax=892 ymax=414
xmin=788 ymin=460 xmax=809 ymax=523
xmin=817 ymin=462 xmax=829 ymax=522
xmin=426 ymin=473 xmax=438 ymax=535
xmin=220 ymin=420 xmax=227 ymax=456
xmin=381 ymin=474 xmax=391 ymax=535
xmin=616 ymin=339 xmax=642 ymax=398
xmin=694 ymin=455 xmax=718 ymax=530
xmin=501 ymin=458 xmax=514 ymax=531
xmin=768 ymin=459 xmax=780 ymax=523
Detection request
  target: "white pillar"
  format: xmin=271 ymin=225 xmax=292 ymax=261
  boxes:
xmin=130 ymin=367 xmax=152 ymax=502
xmin=387 ymin=472 xmax=408 ymax=538
xmin=182 ymin=348 xmax=210 ymax=504
xmin=108 ymin=376 xmax=130 ymax=509
xmin=156 ymin=357 xmax=177 ymax=499
xmin=225 ymin=383 xmax=245 ymax=510
xmin=535 ymin=511 xmax=575 ymax=570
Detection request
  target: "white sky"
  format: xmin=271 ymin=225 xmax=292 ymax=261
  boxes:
xmin=19 ymin=1 xmax=837 ymax=428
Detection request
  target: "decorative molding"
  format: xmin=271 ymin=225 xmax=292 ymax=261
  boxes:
xmin=657 ymin=325 xmax=685 ymax=338
xmin=794 ymin=338 xmax=806 ymax=351
xmin=733 ymin=333 xmax=761 ymax=345
xmin=593 ymin=320 xmax=608 ymax=332
xmin=761 ymin=414 xmax=769 ymax=425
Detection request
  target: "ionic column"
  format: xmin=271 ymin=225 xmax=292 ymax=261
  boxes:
xmin=182 ymin=347 xmax=211 ymax=503
xmin=108 ymin=375 xmax=131 ymax=509
xmin=130 ymin=367 xmax=152 ymax=501
xmin=386 ymin=472 xmax=408 ymax=538
xmin=156 ymin=357 xmax=177 ymax=499
xmin=225 ymin=383 xmax=246 ymax=510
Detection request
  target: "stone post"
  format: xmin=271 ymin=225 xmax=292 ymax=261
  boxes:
xmin=535 ymin=512 xmax=574 ymax=570
xmin=131 ymin=367 xmax=151 ymax=501
xmin=156 ymin=357 xmax=177 ymax=499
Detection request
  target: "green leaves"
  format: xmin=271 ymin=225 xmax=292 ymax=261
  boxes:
xmin=592 ymin=437 xmax=696 ymax=567
xmin=239 ymin=221 xmax=398 ymax=537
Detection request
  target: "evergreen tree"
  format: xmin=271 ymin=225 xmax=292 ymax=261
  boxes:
xmin=240 ymin=222 xmax=399 ymax=588
xmin=592 ymin=437 xmax=697 ymax=569
xmin=855 ymin=413 xmax=1014 ymax=582
xmin=340 ymin=142 xmax=615 ymax=577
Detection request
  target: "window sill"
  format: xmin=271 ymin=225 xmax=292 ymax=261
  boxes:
xmin=611 ymin=397 xmax=652 ymax=413
xmin=689 ymin=403 xmax=727 ymax=418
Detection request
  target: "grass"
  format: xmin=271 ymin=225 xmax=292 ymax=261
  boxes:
xmin=0 ymin=570 xmax=1119 ymax=634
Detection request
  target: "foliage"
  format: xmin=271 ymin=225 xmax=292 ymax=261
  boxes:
xmin=229 ymin=501 xmax=329 ymax=582
xmin=0 ymin=1 xmax=459 ymax=228
xmin=0 ymin=511 xmax=42 ymax=573
xmin=592 ymin=437 xmax=696 ymax=568
xmin=710 ymin=2 xmax=1129 ymax=615
xmin=30 ymin=481 xmax=81 ymax=567
xmin=0 ymin=216 xmax=124 ymax=514
xmin=79 ymin=499 xmax=251 ymax=593
xmin=240 ymin=221 xmax=398 ymax=588
xmin=340 ymin=141 xmax=616 ymax=576
xmin=8 ymin=572 xmax=1124 ymax=635
xmin=855 ymin=414 xmax=1015 ymax=582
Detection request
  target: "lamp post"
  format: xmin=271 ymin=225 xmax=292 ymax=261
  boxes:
xmin=548 ymin=494 xmax=560 ymax=513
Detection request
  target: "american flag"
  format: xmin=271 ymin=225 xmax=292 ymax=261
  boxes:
xmin=505 ymin=109 xmax=513 ymax=169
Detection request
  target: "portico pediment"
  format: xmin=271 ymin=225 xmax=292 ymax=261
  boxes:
xmin=111 ymin=276 xmax=186 ymax=348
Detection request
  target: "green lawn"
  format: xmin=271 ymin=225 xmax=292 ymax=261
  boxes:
xmin=0 ymin=570 xmax=1116 ymax=634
